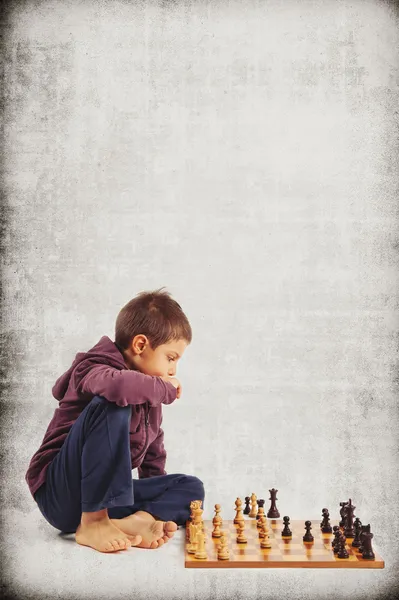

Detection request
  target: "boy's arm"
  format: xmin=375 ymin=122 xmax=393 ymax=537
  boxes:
xmin=75 ymin=364 xmax=177 ymax=407
xmin=138 ymin=422 xmax=167 ymax=478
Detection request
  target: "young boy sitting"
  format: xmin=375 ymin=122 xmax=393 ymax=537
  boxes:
xmin=25 ymin=288 xmax=205 ymax=554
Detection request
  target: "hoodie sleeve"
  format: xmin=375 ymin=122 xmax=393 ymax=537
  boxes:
xmin=77 ymin=364 xmax=177 ymax=407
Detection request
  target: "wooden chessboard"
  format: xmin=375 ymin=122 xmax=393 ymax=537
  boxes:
xmin=184 ymin=518 xmax=385 ymax=569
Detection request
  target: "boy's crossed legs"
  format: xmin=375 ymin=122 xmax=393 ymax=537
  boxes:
xmin=34 ymin=396 xmax=205 ymax=553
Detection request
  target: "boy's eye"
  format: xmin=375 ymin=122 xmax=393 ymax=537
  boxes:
xmin=168 ymin=357 xmax=175 ymax=362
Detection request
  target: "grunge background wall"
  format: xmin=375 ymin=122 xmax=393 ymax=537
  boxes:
xmin=1 ymin=1 xmax=398 ymax=599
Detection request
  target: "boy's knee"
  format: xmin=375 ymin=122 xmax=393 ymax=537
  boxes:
xmin=186 ymin=475 xmax=205 ymax=501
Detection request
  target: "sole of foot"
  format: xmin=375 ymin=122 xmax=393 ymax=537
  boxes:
xmin=110 ymin=511 xmax=178 ymax=549
xmin=75 ymin=519 xmax=142 ymax=553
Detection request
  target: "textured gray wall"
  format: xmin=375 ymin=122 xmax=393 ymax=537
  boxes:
xmin=2 ymin=0 xmax=399 ymax=599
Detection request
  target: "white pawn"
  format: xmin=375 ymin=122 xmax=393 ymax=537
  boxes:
xmin=217 ymin=531 xmax=230 ymax=560
xmin=260 ymin=523 xmax=272 ymax=549
xmin=249 ymin=493 xmax=258 ymax=518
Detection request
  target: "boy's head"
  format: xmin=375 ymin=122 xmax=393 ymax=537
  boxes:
xmin=115 ymin=288 xmax=192 ymax=378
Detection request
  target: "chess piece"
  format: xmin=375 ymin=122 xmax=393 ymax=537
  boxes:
xmin=260 ymin=523 xmax=272 ymax=548
xmin=214 ymin=504 xmax=223 ymax=528
xmin=236 ymin=522 xmax=247 ymax=544
xmin=258 ymin=515 xmax=269 ymax=538
xmin=187 ymin=527 xmax=198 ymax=554
xmin=281 ymin=516 xmax=292 ymax=538
xmin=234 ymin=498 xmax=244 ymax=525
xmin=337 ymin=534 xmax=349 ymax=558
xmin=267 ymin=488 xmax=280 ymax=518
xmin=320 ymin=508 xmax=328 ymax=528
xmin=303 ymin=520 xmax=314 ymax=542
xmin=339 ymin=501 xmax=349 ymax=527
xmin=212 ymin=514 xmax=222 ymax=538
xmin=243 ymin=496 xmax=251 ymax=515
xmin=194 ymin=530 xmax=208 ymax=559
xmin=187 ymin=500 xmax=201 ymax=540
xmin=190 ymin=501 xmax=204 ymax=541
xmin=188 ymin=502 xmax=202 ymax=546
xmin=351 ymin=518 xmax=362 ymax=548
xmin=249 ymin=493 xmax=258 ymax=518
xmin=256 ymin=501 xmax=266 ymax=528
xmin=361 ymin=531 xmax=375 ymax=560
xmin=320 ymin=508 xmax=332 ymax=534
xmin=333 ymin=531 xmax=345 ymax=554
xmin=359 ymin=524 xmax=370 ymax=554
xmin=331 ymin=525 xmax=340 ymax=549
xmin=344 ymin=499 xmax=355 ymax=538
xmin=217 ymin=532 xmax=230 ymax=560
xmin=256 ymin=499 xmax=265 ymax=520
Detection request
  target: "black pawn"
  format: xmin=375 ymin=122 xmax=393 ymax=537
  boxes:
xmin=243 ymin=497 xmax=251 ymax=515
xmin=361 ymin=531 xmax=375 ymax=560
xmin=351 ymin=518 xmax=362 ymax=548
xmin=331 ymin=525 xmax=340 ymax=549
xmin=303 ymin=520 xmax=314 ymax=542
xmin=337 ymin=534 xmax=349 ymax=559
xmin=256 ymin=499 xmax=265 ymax=520
xmin=332 ymin=528 xmax=342 ymax=553
xmin=320 ymin=508 xmax=328 ymax=528
xmin=281 ymin=516 xmax=292 ymax=538
xmin=321 ymin=509 xmax=332 ymax=534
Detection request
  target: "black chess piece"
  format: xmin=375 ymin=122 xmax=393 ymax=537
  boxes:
xmin=351 ymin=518 xmax=362 ymax=548
xmin=359 ymin=524 xmax=370 ymax=554
xmin=267 ymin=488 xmax=280 ymax=518
xmin=303 ymin=521 xmax=314 ymax=542
xmin=331 ymin=525 xmax=340 ymax=549
xmin=243 ymin=497 xmax=251 ymax=515
xmin=361 ymin=531 xmax=375 ymax=560
xmin=256 ymin=499 xmax=265 ymax=520
xmin=281 ymin=516 xmax=292 ymax=538
xmin=321 ymin=509 xmax=332 ymax=534
xmin=337 ymin=534 xmax=349 ymax=558
xmin=344 ymin=499 xmax=355 ymax=538
xmin=320 ymin=508 xmax=328 ymax=528
xmin=339 ymin=501 xmax=349 ymax=527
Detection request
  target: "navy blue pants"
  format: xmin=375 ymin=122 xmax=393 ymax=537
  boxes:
xmin=34 ymin=396 xmax=205 ymax=533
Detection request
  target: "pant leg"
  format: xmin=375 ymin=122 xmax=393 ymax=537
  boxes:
xmin=108 ymin=473 xmax=205 ymax=526
xmin=34 ymin=395 xmax=133 ymax=533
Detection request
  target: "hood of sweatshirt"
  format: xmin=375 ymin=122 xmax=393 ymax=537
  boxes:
xmin=52 ymin=336 xmax=128 ymax=402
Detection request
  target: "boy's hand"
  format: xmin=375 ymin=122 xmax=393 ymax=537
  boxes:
xmin=160 ymin=376 xmax=182 ymax=399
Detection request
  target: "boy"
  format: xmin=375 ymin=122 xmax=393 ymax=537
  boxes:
xmin=25 ymin=288 xmax=205 ymax=553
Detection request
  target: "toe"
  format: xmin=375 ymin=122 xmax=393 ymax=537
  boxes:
xmin=157 ymin=538 xmax=165 ymax=547
xmin=128 ymin=534 xmax=142 ymax=546
xmin=150 ymin=540 xmax=159 ymax=549
xmin=164 ymin=522 xmax=177 ymax=537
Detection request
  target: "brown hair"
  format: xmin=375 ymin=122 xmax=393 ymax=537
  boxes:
xmin=115 ymin=287 xmax=192 ymax=351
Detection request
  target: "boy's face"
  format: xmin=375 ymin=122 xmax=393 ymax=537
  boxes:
xmin=124 ymin=335 xmax=188 ymax=378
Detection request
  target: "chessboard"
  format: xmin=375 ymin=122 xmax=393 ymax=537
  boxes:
xmin=184 ymin=518 xmax=385 ymax=569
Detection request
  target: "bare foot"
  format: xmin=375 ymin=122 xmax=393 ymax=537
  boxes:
xmin=110 ymin=511 xmax=178 ymax=549
xmin=76 ymin=516 xmax=142 ymax=553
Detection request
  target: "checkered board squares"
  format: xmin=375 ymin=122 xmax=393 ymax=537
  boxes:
xmin=184 ymin=519 xmax=385 ymax=569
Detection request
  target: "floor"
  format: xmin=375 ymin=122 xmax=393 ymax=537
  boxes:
xmin=3 ymin=505 xmax=396 ymax=600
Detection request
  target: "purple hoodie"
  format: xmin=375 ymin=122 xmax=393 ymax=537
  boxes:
xmin=25 ymin=336 xmax=177 ymax=499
